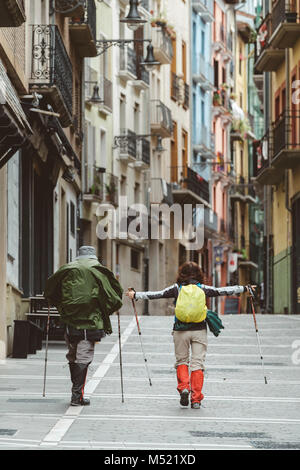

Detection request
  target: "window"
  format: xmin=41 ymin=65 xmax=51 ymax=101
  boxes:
xmin=134 ymin=182 xmax=140 ymax=203
xmin=214 ymin=59 xmax=219 ymax=88
xmin=131 ymin=249 xmax=140 ymax=271
xmin=171 ymin=121 xmax=178 ymax=182
xmin=182 ymin=129 xmax=188 ymax=170
xmin=100 ymin=129 xmax=107 ymax=170
xmin=182 ymin=41 xmax=187 ymax=82
xmin=70 ymin=201 xmax=75 ymax=237
xmin=201 ymin=31 xmax=205 ymax=56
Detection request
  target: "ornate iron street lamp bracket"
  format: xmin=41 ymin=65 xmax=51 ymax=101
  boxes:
xmin=95 ymin=38 xmax=151 ymax=56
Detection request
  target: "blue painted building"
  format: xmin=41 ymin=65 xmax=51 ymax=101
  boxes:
xmin=191 ymin=0 xmax=214 ymax=184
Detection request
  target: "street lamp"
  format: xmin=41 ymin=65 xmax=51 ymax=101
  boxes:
xmin=140 ymin=43 xmax=160 ymax=71
xmin=120 ymin=0 xmax=147 ymax=31
xmin=85 ymin=81 xmax=104 ymax=105
xmin=95 ymin=39 xmax=160 ymax=70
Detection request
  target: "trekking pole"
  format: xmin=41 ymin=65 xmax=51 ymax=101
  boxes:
xmin=129 ymin=290 xmax=152 ymax=387
xmin=117 ymin=311 xmax=125 ymax=403
xmin=43 ymin=302 xmax=51 ymax=397
xmin=248 ymin=285 xmax=268 ymax=385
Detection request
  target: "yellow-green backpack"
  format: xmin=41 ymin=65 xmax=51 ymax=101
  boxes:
xmin=175 ymin=283 xmax=207 ymax=323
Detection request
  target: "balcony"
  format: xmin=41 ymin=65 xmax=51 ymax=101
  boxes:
xmin=172 ymin=166 xmax=210 ymax=205
xmin=29 ymin=25 xmax=73 ymax=127
xmin=256 ymin=111 xmax=300 ymax=185
xmin=254 ymin=130 xmax=282 ymax=185
xmin=204 ymin=207 xmax=218 ymax=235
xmin=98 ymin=76 xmax=113 ymax=114
xmin=271 ymin=110 xmax=300 ymax=169
xmin=132 ymin=58 xmax=150 ymax=92
xmin=69 ymin=0 xmax=97 ymax=57
xmin=133 ymin=138 xmax=151 ymax=170
xmin=254 ymin=13 xmax=285 ymax=73
xmin=229 ymin=176 xmax=256 ymax=204
xmin=270 ymin=0 xmax=300 ymax=48
xmin=0 ymin=0 xmax=26 ymax=27
xmin=171 ymin=72 xmax=180 ymax=101
xmin=150 ymin=178 xmax=173 ymax=206
xmin=105 ymin=173 xmax=119 ymax=207
xmin=55 ymin=0 xmax=85 ymax=17
xmin=193 ymin=125 xmax=215 ymax=158
xmin=139 ymin=0 xmax=150 ymax=12
xmin=212 ymin=89 xmax=232 ymax=123
xmin=115 ymin=129 xmax=137 ymax=163
xmin=191 ymin=0 xmax=214 ymax=22
xmin=183 ymin=83 xmax=190 ymax=109
xmin=84 ymin=165 xmax=105 ymax=203
xmin=192 ymin=54 xmax=214 ymax=91
xmin=150 ymin=100 xmax=173 ymax=138
xmin=119 ymin=47 xmax=137 ymax=81
xmin=152 ymin=27 xmax=173 ymax=65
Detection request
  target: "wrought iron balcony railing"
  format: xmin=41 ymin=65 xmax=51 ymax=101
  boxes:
xmin=192 ymin=0 xmax=214 ymax=22
xmin=117 ymin=129 xmax=137 ymax=161
xmin=184 ymin=82 xmax=190 ymax=109
xmin=152 ymin=27 xmax=173 ymax=64
xmin=70 ymin=0 xmax=96 ymax=39
xmin=136 ymin=58 xmax=150 ymax=85
xmin=140 ymin=138 xmax=150 ymax=166
xmin=272 ymin=0 xmax=299 ymax=33
xmin=55 ymin=0 xmax=85 ymax=16
xmin=171 ymin=166 xmax=210 ymax=203
xmin=193 ymin=54 xmax=213 ymax=87
xmin=30 ymin=25 xmax=73 ymax=126
xmin=119 ymin=46 xmax=137 ymax=80
xmin=273 ymin=109 xmax=300 ymax=157
xmin=193 ymin=125 xmax=215 ymax=154
xmin=84 ymin=165 xmax=105 ymax=200
xmin=100 ymin=76 xmax=112 ymax=112
xmin=171 ymin=72 xmax=180 ymax=101
xmin=150 ymin=100 xmax=173 ymax=138
xmin=69 ymin=0 xmax=97 ymax=56
xmin=204 ymin=207 xmax=218 ymax=233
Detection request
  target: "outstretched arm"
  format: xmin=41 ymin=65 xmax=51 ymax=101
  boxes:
xmin=126 ymin=284 xmax=178 ymax=301
xmin=201 ymin=284 xmax=254 ymax=297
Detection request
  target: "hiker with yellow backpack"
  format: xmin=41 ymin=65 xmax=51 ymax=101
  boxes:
xmin=126 ymin=261 xmax=256 ymax=409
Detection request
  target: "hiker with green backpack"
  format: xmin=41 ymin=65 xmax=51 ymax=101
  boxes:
xmin=44 ymin=246 xmax=123 ymax=407
xmin=126 ymin=261 xmax=256 ymax=409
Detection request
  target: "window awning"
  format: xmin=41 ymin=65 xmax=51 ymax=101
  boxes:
xmin=0 ymin=58 xmax=32 ymax=168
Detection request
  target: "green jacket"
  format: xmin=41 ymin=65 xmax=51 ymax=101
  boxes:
xmin=44 ymin=259 xmax=123 ymax=334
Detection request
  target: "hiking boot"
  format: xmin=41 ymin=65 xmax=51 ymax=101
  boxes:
xmin=70 ymin=396 xmax=90 ymax=406
xmin=191 ymin=402 xmax=201 ymax=409
xmin=179 ymin=389 xmax=189 ymax=407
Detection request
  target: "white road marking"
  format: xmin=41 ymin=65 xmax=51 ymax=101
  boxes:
xmin=0 ymin=437 xmax=253 ymax=450
xmin=40 ymin=317 xmax=137 ymax=446
xmin=1 ymin=392 xmax=300 ymax=402
xmin=73 ymin=414 xmax=300 ymax=425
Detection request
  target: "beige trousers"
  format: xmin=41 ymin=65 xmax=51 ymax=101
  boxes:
xmin=172 ymin=328 xmax=208 ymax=371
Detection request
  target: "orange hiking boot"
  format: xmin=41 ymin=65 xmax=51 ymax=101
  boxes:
xmin=190 ymin=369 xmax=204 ymax=408
xmin=176 ymin=364 xmax=190 ymax=406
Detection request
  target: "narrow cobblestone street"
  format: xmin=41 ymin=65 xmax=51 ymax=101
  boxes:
xmin=0 ymin=314 xmax=300 ymax=451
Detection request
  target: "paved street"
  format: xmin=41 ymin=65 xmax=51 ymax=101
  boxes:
xmin=0 ymin=314 xmax=300 ymax=451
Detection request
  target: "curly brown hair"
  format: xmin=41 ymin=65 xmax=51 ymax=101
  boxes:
xmin=176 ymin=261 xmax=205 ymax=285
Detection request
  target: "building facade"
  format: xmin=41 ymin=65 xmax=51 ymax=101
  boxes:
xmin=254 ymin=0 xmax=300 ymax=314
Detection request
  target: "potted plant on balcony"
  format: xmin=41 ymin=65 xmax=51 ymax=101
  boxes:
xmin=213 ymin=90 xmax=221 ymax=106
xmin=105 ymin=180 xmax=117 ymax=203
